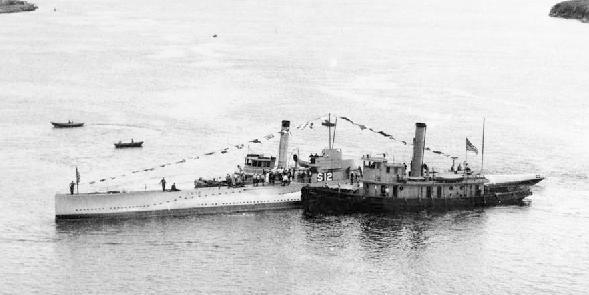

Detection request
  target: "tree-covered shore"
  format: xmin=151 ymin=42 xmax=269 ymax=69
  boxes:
xmin=0 ymin=0 xmax=37 ymax=14
xmin=550 ymin=0 xmax=589 ymax=22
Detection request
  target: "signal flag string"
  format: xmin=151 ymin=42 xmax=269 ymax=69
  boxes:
xmin=335 ymin=115 xmax=456 ymax=159
xmin=85 ymin=114 xmax=456 ymax=185
xmin=86 ymin=130 xmax=282 ymax=185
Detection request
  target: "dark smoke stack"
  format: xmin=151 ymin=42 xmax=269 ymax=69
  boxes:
xmin=410 ymin=123 xmax=427 ymax=177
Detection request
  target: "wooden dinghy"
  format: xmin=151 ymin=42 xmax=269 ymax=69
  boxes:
xmin=51 ymin=121 xmax=84 ymax=128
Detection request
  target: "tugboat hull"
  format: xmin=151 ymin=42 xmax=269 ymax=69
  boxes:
xmin=301 ymin=184 xmax=534 ymax=215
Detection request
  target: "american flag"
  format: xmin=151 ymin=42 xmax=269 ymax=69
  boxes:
xmin=75 ymin=166 xmax=80 ymax=184
xmin=466 ymin=138 xmax=478 ymax=155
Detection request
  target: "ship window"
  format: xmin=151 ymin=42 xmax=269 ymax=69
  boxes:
xmin=386 ymin=167 xmax=391 ymax=173
xmin=449 ymin=186 xmax=453 ymax=190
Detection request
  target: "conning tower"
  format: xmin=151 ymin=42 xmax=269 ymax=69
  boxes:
xmin=277 ymin=120 xmax=290 ymax=169
xmin=410 ymin=123 xmax=427 ymax=177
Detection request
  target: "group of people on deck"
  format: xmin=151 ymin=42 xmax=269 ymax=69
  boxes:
xmin=171 ymin=167 xmax=314 ymax=191
xmin=450 ymin=162 xmax=472 ymax=174
xmin=228 ymin=168 xmax=299 ymax=187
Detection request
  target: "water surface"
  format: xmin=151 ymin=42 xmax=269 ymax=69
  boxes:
xmin=0 ymin=0 xmax=588 ymax=293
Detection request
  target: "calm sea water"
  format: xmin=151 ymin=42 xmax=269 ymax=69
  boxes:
xmin=1 ymin=0 xmax=588 ymax=293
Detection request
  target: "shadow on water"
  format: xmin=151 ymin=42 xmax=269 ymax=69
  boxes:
xmin=302 ymin=210 xmax=489 ymax=257
xmin=54 ymin=214 xmax=202 ymax=236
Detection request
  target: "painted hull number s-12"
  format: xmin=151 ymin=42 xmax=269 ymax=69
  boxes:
xmin=317 ymin=172 xmax=333 ymax=182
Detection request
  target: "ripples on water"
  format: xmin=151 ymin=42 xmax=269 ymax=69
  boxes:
xmin=34 ymin=205 xmax=581 ymax=294
xmin=1 ymin=0 xmax=589 ymax=293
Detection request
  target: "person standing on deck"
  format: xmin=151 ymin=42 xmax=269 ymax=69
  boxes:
xmin=69 ymin=181 xmax=75 ymax=195
xmin=160 ymin=177 xmax=166 ymax=191
xmin=226 ymin=174 xmax=232 ymax=187
xmin=464 ymin=162 xmax=471 ymax=174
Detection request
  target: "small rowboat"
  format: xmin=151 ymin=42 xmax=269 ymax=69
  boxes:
xmin=51 ymin=121 xmax=84 ymax=128
xmin=114 ymin=141 xmax=143 ymax=148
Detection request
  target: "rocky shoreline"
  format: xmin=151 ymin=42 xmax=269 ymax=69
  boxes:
xmin=550 ymin=0 xmax=589 ymax=22
xmin=0 ymin=0 xmax=37 ymax=14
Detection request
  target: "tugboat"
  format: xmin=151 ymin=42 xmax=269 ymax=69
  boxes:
xmin=301 ymin=122 xmax=544 ymax=215
xmin=55 ymin=119 xmax=357 ymax=219
xmin=51 ymin=121 xmax=84 ymax=128
xmin=114 ymin=139 xmax=143 ymax=148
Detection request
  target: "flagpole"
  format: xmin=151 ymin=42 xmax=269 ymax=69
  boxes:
xmin=481 ymin=118 xmax=485 ymax=176
xmin=75 ymin=166 xmax=79 ymax=194
xmin=465 ymin=138 xmax=467 ymax=176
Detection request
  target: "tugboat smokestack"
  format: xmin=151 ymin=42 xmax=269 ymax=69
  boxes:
xmin=410 ymin=123 xmax=427 ymax=177
xmin=277 ymin=120 xmax=290 ymax=169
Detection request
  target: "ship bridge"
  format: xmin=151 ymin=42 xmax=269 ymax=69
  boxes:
xmin=361 ymin=154 xmax=406 ymax=183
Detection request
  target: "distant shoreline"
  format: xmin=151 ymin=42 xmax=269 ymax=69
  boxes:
xmin=550 ymin=0 xmax=589 ymax=22
xmin=0 ymin=0 xmax=37 ymax=14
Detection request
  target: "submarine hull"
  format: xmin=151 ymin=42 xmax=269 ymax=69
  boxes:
xmin=56 ymin=184 xmax=304 ymax=220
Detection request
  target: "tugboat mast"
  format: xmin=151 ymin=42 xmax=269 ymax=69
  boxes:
xmin=332 ymin=117 xmax=338 ymax=148
xmin=480 ymin=118 xmax=486 ymax=176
